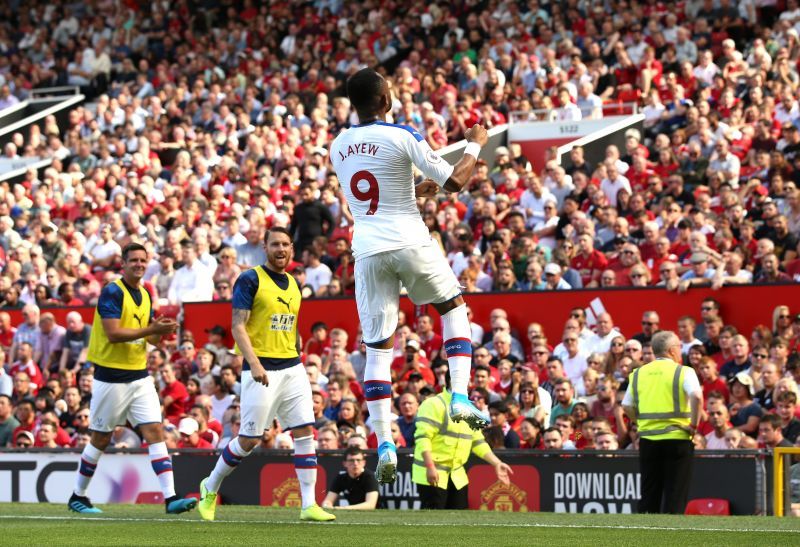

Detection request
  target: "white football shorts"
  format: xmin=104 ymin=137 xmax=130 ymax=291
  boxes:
xmin=239 ymin=364 xmax=315 ymax=437
xmin=355 ymin=240 xmax=461 ymax=344
xmin=89 ymin=376 xmax=162 ymax=433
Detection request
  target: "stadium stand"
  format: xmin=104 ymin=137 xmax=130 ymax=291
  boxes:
xmin=0 ymin=0 xmax=798 ymax=484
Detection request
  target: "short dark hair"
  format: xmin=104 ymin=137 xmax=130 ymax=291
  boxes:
xmin=16 ymin=398 xmax=35 ymax=409
xmin=122 ymin=242 xmax=147 ymax=261
xmin=488 ymin=400 xmax=508 ymax=413
xmin=470 ymin=386 xmax=490 ymax=401
xmin=265 ymin=225 xmax=292 ymax=244
xmin=347 ymin=68 xmax=385 ymax=114
xmin=191 ymin=404 xmax=209 ymax=420
xmin=760 ymin=413 xmax=782 ymax=430
xmin=345 ymin=445 xmax=365 ymax=459
xmin=554 ymin=377 xmax=572 ymax=388
xmin=554 ymin=414 xmax=576 ymax=428
xmin=777 ymin=391 xmax=797 ymax=405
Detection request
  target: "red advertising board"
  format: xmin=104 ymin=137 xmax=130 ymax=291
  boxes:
xmin=467 ymin=464 xmax=540 ymax=511
xmin=259 ymin=463 xmax=327 ymax=507
xmin=181 ymin=284 xmax=790 ymax=349
xmin=5 ymin=285 xmax=790 ymax=352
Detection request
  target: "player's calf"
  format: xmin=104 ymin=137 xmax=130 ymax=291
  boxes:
xmin=440 ymin=304 xmax=473 ymax=396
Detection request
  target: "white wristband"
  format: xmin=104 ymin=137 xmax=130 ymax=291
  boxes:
xmin=464 ymin=142 xmax=481 ymax=159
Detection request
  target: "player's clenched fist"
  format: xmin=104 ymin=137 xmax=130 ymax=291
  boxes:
xmin=464 ymin=124 xmax=488 ymax=147
xmin=415 ymin=179 xmax=439 ymax=198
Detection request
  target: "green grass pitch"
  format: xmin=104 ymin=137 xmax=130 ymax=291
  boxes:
xmin=0 ymin=503 xmax=797 ymax=545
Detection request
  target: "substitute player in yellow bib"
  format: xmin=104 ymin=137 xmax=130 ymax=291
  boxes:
xmin=412 ymin=372 xmax=513 ymax=509
xmin=622 ymin=330 xmax=702 ymax=514
xmin=198 ymin=226 xmax=334 ymax=522
xmin=68 ymin=243 xmax=197 ymax=515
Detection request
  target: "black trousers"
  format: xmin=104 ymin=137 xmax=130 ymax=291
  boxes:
xmin=638 ymin=438 xmax=694 ymax=514
xmin=417 ymin=476 xmax=469 ymax=510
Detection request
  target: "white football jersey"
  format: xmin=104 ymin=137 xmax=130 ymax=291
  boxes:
xmin=330 ymin=121 xmax=454 ymax=258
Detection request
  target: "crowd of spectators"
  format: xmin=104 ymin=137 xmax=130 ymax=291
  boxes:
xmin=1 ymin=0 xmax=800 ymax=461
xmin=1 ymin=297 xmax=799 ymax=456
xmin=0 ymin=0 xmax=799 ymax=310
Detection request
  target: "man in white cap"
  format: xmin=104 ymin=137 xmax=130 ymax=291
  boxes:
xmin=728 ymin=371 xmax=764 ymax=437
xmin=177 ymin=417 xmax=214 ymax=449
xmin=544 ymin=263 xmax=571 ymax=290
xmin=678 ymin=251 xmax=716 ymax=292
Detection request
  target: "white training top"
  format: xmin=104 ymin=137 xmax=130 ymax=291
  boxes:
xmin=330 ymin=121 xmax=455 ymax=259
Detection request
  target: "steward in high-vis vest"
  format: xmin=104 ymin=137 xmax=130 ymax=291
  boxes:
xmin=622 ymin=331 xmax=702 ymax=515
xmin=412 ymin=386 xmax=512 ymax=509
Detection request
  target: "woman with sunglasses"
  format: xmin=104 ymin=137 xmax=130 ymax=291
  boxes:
xmin=518 ymin=380 xmax=549 ymax=427
xmin=773 ymin=305 xmax=795 ymax=341
xmin=628 ymin=264 xmax=651 ymax=287
xmin=603 ymin=335 xmax=627 ymax=378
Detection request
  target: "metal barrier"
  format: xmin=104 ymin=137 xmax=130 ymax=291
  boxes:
xmin=556 ymin=113 xmax=646 ymax=169
xmin=0 ymin=93 xmax=84 ymax=149
xmin=29 ymin=86 xmax=81 ymax=99
xmin=509 ymin=102 xmax=639 ymax=124
xmin=0 ymin=157 xmax=53 ymax=184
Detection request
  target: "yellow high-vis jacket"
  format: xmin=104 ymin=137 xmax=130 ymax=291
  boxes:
xmin=412 ymin=390 xmax=491 ymax=490
xmin=630 ymin=358 xmax=692 ymax=441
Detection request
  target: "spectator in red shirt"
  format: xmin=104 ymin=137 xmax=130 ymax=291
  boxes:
xmin=638 ymin=221 xmax=661 ymax=262
xmin=394 ymin=339 xmax=435 ymax=387
xmin=188 ymin=404 xmax=220 ymax=447
xmin=303 ymin=321 xmax=331 ymax=357
xmin=10 ymin=342 xmax=43 ymax=392
xmin=645 ymin=237 xmax=677 ymax=284
xmin=55 ymin=282 xmax=84 ymax=307
xmin=608 ymin=242 xmax=641 ymax=286
xmin=0 ymin=312 xmax=16 ymax=352
xmin=589 ymin=376 xmax=629 ymax=440
xmin=571 ymin=233 xmax=608 ymax=287
xmin=159 ymin=363 xmax=188 ymax=426
xmin=194 ymin=395 xmax=224 ymax=439
xmin=177 ymin=417 xmax=214 ymax=449
xmin=627 ymin=155 xmax=656 ymax=194
xmin=698 ymin=357 xmax=729 ymax=404
xmin=34 ymin=421 xmax=60 ymax=448
xmin=416 ymin=314 xmax=442 ymax=358
xmin=11 ymin=398 xmax=35 ymax=441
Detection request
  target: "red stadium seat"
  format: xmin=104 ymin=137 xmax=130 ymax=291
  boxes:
xmin=136 ymin=492 xmax=165 ymax=504
xmin=684 ymin=498 xmax=730 ymax=516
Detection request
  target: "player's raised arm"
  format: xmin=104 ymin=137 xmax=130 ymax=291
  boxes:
xmin=443 ymin=124 xmax=489 ymax=193
xmin=404 ymin=123 xmax=488 ymax=194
